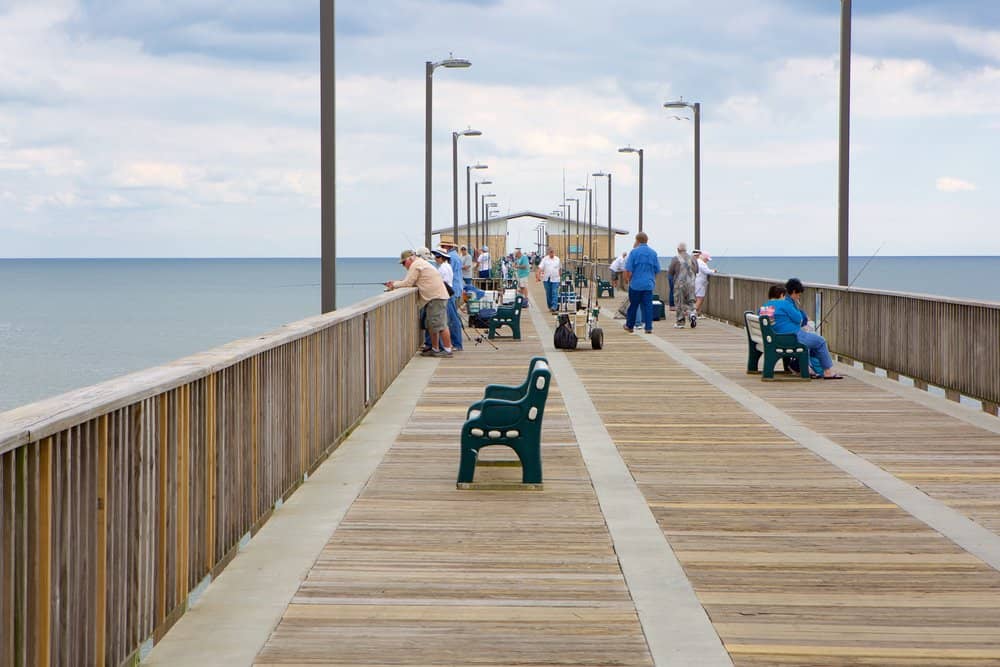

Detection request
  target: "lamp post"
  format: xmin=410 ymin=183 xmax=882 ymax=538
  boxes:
xmin=617 ymin=146 xmax=644 ymax=232
xmin=559 ymin=203 xmax=571 ymax=258
xmin=466 ymin=163 xmax=487 ymax=251
xmin=566 ymin=197 xmax=580 ymax=262
xmin=474 ymin=179 xmax=492 ymax=251
xmin=593 ymin=172 xmax=611 ymax=260
xmin=481 ymin=192 xmax=496 ymax=253
xmin=664 ymin=98 xmax=701 ymax=249
xmin=837 ymin=0 xmax=852 ymax=286
xmin=321 ymin=0 xmax=335 ymax=312
xmin=576 ymin=186 xmax=592 ymax=260
xmin=452 ymin=128 xmax=481 ymax=245
xmin=425 ymin=55 xmax=472 ymax=248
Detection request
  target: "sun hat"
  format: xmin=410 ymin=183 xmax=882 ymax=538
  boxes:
xmin=431 ymin=248 xmax=449 ymax=258
xmin=399 ymin=249 xmax=413 ymax=264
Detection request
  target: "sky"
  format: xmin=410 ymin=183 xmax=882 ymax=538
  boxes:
xmin=1 ymin=0 xmax=999 ymax=258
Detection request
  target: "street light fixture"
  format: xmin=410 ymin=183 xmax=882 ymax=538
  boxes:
xmin=425 ymin=54 xmax=472 ymax=248
xmin=593 ymin=172 xmax=612 ymax=261
xmin=452 ymin=128 xmax=482 ymax=245
xmin=465 ymin=162 xmax=488 ymax=251
xmin=618 ymin=146 xmax=644 ymax=232
xmin=664 ymin=98 xmax=701 ymax=248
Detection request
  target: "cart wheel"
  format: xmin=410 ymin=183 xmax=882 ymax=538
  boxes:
xmin=590 ymin=327 xmax=604 ymax=350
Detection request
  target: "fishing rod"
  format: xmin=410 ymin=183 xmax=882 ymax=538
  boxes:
xmin=817 ymin=242 xmax=885 ymax=334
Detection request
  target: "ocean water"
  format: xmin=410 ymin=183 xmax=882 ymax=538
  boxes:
xmin=0 ymin=258 xmax=397 ymax=412
xmin=1 ymin=256 xmax=997 ymax=412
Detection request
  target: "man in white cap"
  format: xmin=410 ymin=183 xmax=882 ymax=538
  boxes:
xmin=477 ymin=245 xmax=491 ymax=278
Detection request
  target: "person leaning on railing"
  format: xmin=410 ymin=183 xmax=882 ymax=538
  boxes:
xmin=385 ymin=249 xmax=454 ymax=358
xmin=771 ymin=278 xmax=843 ymax=379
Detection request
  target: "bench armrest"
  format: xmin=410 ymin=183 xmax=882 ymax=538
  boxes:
xmin=464 ymin=398 xmax=526 ymax=430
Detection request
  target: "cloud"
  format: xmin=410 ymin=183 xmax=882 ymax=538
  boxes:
xmin=936 ymin=177 xmax=976 ymax=192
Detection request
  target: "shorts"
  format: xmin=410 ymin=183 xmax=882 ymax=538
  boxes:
xmin=516 ymin=275 xmax=528 ymax=288
xmin=424 ymin=298 xmax=448 ymax=332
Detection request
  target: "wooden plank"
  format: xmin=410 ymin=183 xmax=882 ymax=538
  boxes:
xmin=95 ymin=415 xmax=107 ymax=666
xmin=35 ymin=437 xmax=52 ymax=667
xmin=157 ymin=394 xmax=168 ymax=625
xmin=206 ymin=374 xmax=217 ymax=570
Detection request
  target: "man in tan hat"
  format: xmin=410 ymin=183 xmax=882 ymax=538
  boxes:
xmin=386 ymin=250 xmax=454 ymax=357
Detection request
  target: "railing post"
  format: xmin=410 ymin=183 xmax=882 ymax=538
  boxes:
xmin=364 ymin=313 xmax=372 ymax=406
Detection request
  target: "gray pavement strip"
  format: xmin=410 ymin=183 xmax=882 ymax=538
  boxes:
xmin=144 ymin=357 xmax=439 ymax=666
xmin=529 ymin=305 xmax=734 ymax=667
xmin=625 ymin=316 xmax=1000 ymax=574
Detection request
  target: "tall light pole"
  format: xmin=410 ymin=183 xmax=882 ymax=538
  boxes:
xmin=618 ymin=146 xmax=644 ymax=232
xmin=481 ymin=192 xmax=496 ymax=253
xmin=474 ymin=179 xmax=492 ymax=251
xmin=466 ymin=163 xmax=487 ymax=250
xmin=566 ymin=197 xmax=580 ymax=262
xmin=838 ymin=0 xmax=852 ymax=286
xmin=593 ymin=172 xmax=611 ymax=260
xmin=452 ymin=128 xmax=481 ymax=244
xmin=576 ymin=186 xmax=592 ymax=259
xmin=320 ymin=0 xmax=335 ymax=312
xmin=664 ymin=98 xmax=701 ymax=249
xmin=425 ymin=55 xmax=471 ymax=249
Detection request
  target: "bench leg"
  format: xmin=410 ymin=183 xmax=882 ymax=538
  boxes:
xmin=457 ymin=445 xmax=479 ymax=483
xmin=747 ymin=346 xmax=762 ymax=374
xmin=513 ymin=443 xmax=542 ymax=484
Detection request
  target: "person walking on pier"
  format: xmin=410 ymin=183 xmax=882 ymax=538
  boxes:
xmin=668 ymin=242 xmax=698 ymax=328
xmin=514 ymin=247 xmax=531 ymax=307
xmin=622 ymin=232 xmax=660 ymax=334
xmin=386 ymin=250 xmax=454 ymax=357
xmin=536 ymin=247 xmax=561 ymax=313
xmin=693 ymin=249 xmax=716 ymax=315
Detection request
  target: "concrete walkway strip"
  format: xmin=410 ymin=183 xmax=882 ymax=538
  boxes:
xmin=144 ymin=357 xmax=438 ymax=666
xmin=634 ymin=326 xmax=1000 ymax=574
xmin=529 ymin=306 xmax=733 ymax=667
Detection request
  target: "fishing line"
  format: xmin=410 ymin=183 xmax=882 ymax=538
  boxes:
xmin=817 ymin=242 xmax=885 ymax=333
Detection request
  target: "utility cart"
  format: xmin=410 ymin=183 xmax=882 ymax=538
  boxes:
xmin=554 ymin=264 xmax=604 ymax=350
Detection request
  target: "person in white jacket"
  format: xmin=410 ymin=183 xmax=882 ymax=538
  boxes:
xmin=693 ymin=250 xmax=717 ymax=315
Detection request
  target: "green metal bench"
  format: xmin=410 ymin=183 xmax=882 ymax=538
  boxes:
xmin=457 ymin=358 xmax=551 ymax=485
xmin=467 ymin=356 xmax=546 ymax=410
xmin=744 ymin=311 xmax=810 ymax=381
xmin=597 ymin=279 xmax=614 ymax=298
xmin=488 ymin=295 xmax=523 ymax=340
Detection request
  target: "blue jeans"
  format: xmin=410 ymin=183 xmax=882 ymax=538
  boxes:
xmin=626 ymin=288 xmax=653 ymax=332
xmin=543 ymin=280 xmax=559 ymax=311
xmin=796 ymin=330 xmax=832 ymax=371
xmin=447 ymin=296 xmax=463 ymax=350
xmin=668 ymin=274 xmax=675 ymax=307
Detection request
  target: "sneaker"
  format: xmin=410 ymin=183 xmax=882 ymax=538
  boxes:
xmin=673 ymin=323 xmax=685 ymax=329
xmin=420 ymin=348 xmax=438 ymax=357
xmin=690 ymin=313 xmax=698 ymax=328
xmin=433 ymin=349 xmax=453 ymax=358
xmin=644 ymin=329 xmax=653 ymax=334
xmin=622 ymin=325 xmax=634 ymax=333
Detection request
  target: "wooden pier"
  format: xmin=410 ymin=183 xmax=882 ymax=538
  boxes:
xmin=247 ymin=283 xmax=1000 ymax=666
xmin=6 ymin=281 xmax=1000 ymax=666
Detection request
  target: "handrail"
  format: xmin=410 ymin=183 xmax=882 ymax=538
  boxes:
xmin=0 ymin=287 xmax=420 ymax=666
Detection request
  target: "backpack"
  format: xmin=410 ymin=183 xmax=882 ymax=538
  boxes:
xmin=553 ymin=314 xmax=578 ymax=350
xmin=469 ymin=308 xmax=496 ymax=329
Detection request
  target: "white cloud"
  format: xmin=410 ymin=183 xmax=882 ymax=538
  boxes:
xmin=936 ymin=177 xmax=976 ymax=193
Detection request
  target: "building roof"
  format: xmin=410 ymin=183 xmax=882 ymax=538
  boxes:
xmin=432 ymin=210 xmax=630 ymax=235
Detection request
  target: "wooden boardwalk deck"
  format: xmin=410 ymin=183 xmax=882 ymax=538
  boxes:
xmin=254 ymin=284 xmax=1000 ymax=666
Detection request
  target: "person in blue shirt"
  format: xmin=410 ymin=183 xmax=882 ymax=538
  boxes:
xmin=622 ymin=232 xmax=661 ymax=333
xmin=771 ymin=278 xmax=842 ymax=379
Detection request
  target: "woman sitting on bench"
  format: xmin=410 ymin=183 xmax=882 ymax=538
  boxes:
xmin=770 ymin=278 xmax=843 ymax=380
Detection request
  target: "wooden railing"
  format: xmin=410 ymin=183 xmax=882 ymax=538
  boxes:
xmin=0 ymin=288 xmax=419 ymax=666
xmin=699 ymin=274 xmax=1000 ymax=414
